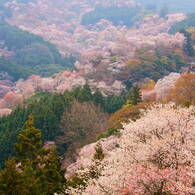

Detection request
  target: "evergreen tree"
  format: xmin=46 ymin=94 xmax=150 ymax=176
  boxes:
xmin=0 ymin=158 xmax=29 ymax=195
xmin=0 ymin=115 xmax=66 ymax=195
xmin=181 ymin=29 xmax=194 ymax=57
xmin=127 ymin=86 xmax=142 ymax=106
xmin=38 ymin=146 xmax=66 ymax=194
xmin=15 ymin=114 xmax=42 ymax=160
xmin=93 ymin=89 xmax=104 ymax=107
xmin=104 ymin=95 xmax=125 ymax=113
xmin=80 ymin=84 xmax=93 ymax=102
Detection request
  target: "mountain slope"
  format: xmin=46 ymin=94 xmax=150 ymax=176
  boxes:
xmin=66 ymin=104 xmax=195 ymax=194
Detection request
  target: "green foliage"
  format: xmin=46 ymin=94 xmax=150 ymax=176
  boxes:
xmin=93 ymin=89 xmax=104 ymax=107
xmin=73 ymin=84 xmax=93 ymax=102
xmin=67 ymin=174 xmax=88 ymax=191
xmin=69 ymin=84 xmax=127 ymax=113
xmin=0 ymin=57 xmax=32 ymax=80
xmin=14 ymin=43 xmax=56 ymax=67
xmin=125 ymin=49 xmax=187 ymax=87
xmin=126 ymin=86 xmax=142 ymax=106
xmin=67 ymin=165 xmax=100 ymax=192
xmin=0 ymin=87 xmax=128 ymax=167
xmin=96 ymin=128 xmax=121 ymax=140
xmin=0 ymin=157 xmax=31 ymax=195
xmin=103 ymin=94 xmax=126 ymax=113
xmin=0 ymin=93 xmax=72 ymax=167
xmin=32 ymin=64 xmax=65 ymax=77
xmin=81 ymin=5 xmax=142 ymax=27
xmin=0 ymin=115 xmax=65 ymax=195
xmin=37 ymin=147 xmax=66 ymax=195
xmin=15 ymin=115 xmax=42 ymax=160
xmin=0 ymin=21 xmax=74 ymax=80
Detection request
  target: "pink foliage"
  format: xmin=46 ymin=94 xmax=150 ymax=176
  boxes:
xmin=39 ymin=78 xmax=55 ymax=92
xmin=68 ymin=104 xmax=195 ymax=195
xmin=141 ymin=89 xmax=156 ymax=102
xmin=3 ymin=91 xmax=23 ymax=107
xmin=121 ymin=164 xmax=195 ymax=195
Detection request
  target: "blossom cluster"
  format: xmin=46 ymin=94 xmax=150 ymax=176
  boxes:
xmin=67 ymin=104 xmax=195 ymax=195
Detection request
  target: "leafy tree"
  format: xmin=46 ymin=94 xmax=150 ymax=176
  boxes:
xmin=96 ymin=128 xmax=120 ymax=140
xmin=56 ymin=101 xmax=108 ymax=160
xmin=125 ymin=48 xmax=187 ymax=87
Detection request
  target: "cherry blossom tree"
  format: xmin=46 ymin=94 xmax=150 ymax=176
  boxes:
xmin=3 ymin=92 xmax=23 ymax=108
xmin=66 ymin=104 xmax=195 ymax=195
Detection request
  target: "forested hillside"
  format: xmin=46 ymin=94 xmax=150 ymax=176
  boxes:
xmin=0 ymin=0 xmax=194 ymax=194
xmin=0 ymin=85 xmax=128 ymax=167
xmin=0 ymin=21 xmax=74 ymax=80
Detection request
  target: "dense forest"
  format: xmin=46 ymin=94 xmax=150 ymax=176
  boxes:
xmin=0 ymin=22 xmax=75 ymax=79
xmin=0 ymin=73 xmax=195 ymax=194
xmin=0 ymin=85 xmax=131 ymax=167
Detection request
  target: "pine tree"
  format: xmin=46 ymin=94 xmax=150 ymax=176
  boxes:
xmin=15 ymin=114 xmax=42 ymax=160
xmin=38 ymin=146 xmax=66 ymax=195
xmin=93 ymin=89 xmax=104 ymax=106
xmin=0 ymin=115 xmax=66 ymax=195
xmin=127 ymin=86 xmax=142 ymax=106
xmin=80 ymin=84 xmax=92 ymax=102
xmin=0 ymin=158 xmax=29 ymax=195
